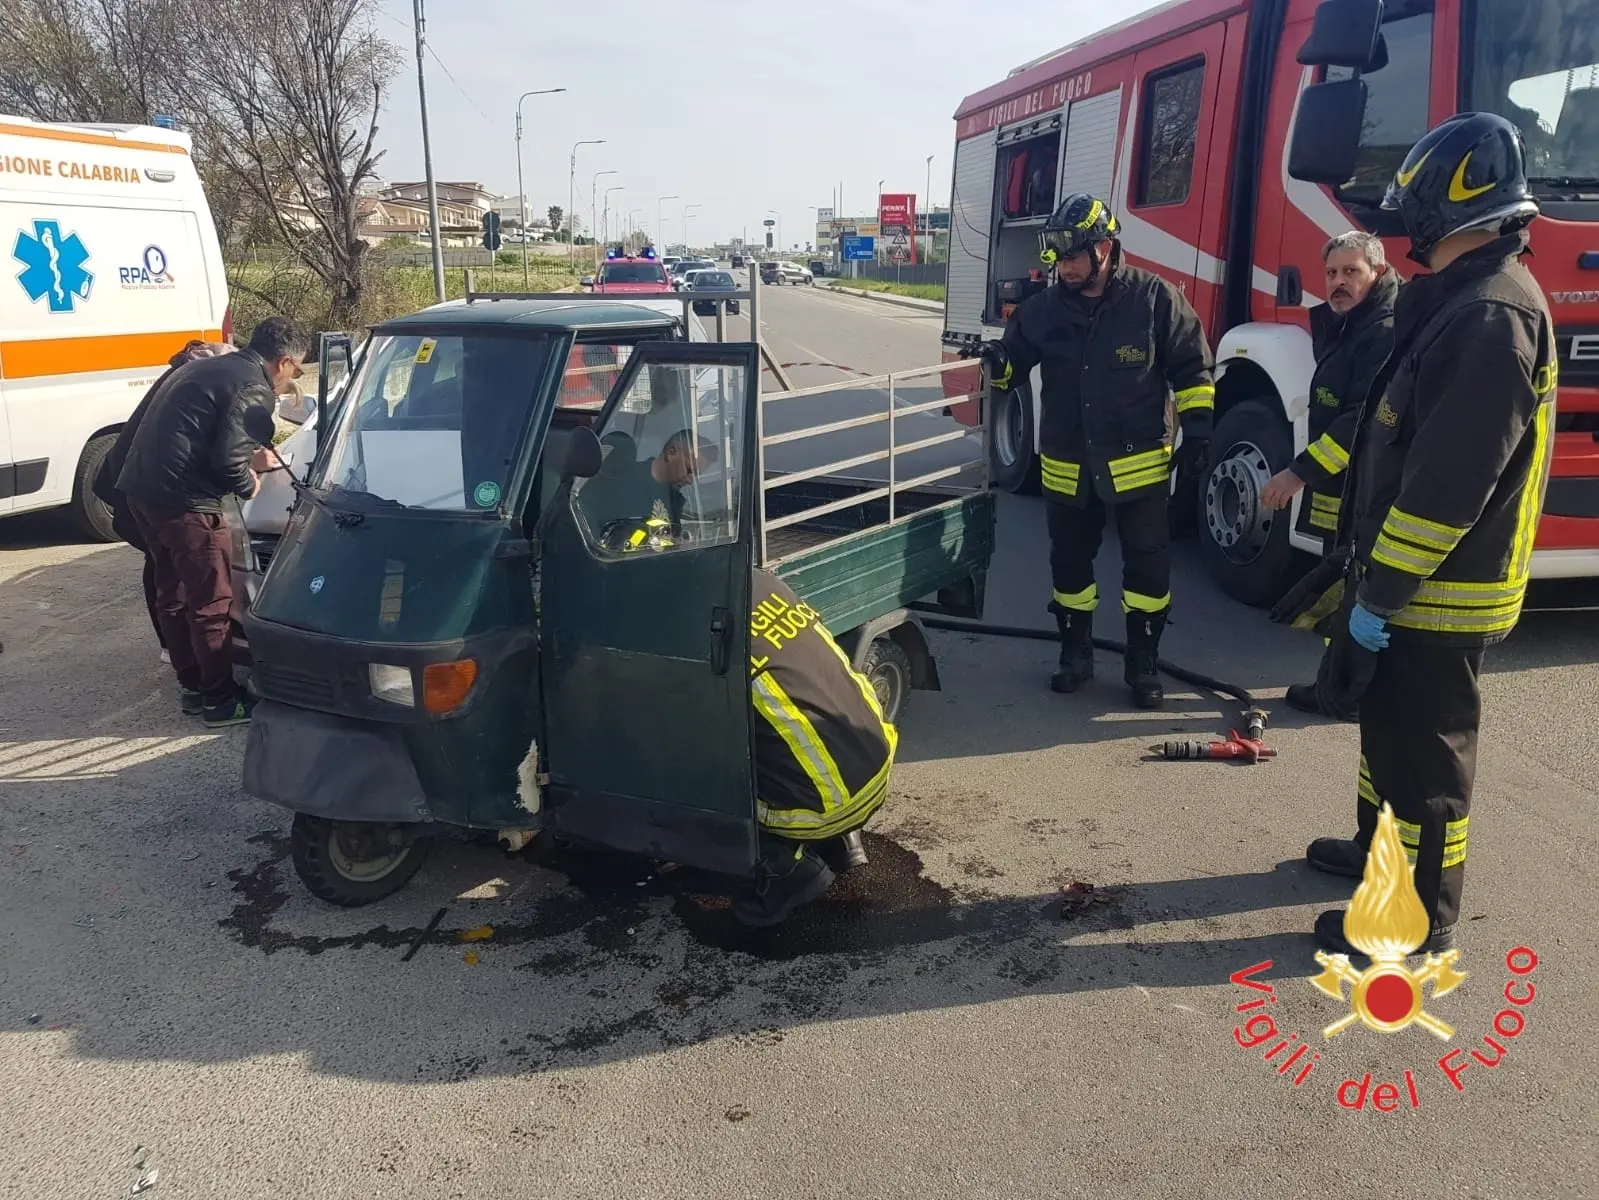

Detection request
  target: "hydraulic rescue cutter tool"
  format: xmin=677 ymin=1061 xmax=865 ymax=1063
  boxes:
xmin=1152 ymin=708 xmax=1274 ymax=764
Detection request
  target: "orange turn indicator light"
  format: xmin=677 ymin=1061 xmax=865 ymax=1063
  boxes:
xmin=422 ymin=659 xmax=478 ymax=714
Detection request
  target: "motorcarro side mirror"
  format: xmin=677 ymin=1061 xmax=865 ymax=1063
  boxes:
xmin=561 ymin=426 xmax=603 ymax=479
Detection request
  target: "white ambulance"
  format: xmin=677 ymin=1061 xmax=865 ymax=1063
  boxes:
xmin=0 ymin=115 xmax=229 ymax=538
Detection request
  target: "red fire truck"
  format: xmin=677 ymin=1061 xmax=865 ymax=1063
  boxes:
xmin=941 ymin=0 xmax=1599 ymax=603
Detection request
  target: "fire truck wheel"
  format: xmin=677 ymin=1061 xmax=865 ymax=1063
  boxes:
xmin=1200 ymin=400 xmax=1306 ymax=607
xmin=988 ymin=379 xmax=1041 ymax=495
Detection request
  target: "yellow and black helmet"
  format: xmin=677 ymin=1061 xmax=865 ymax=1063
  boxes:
xmin=1040 ymin=193 xmax=1121 ymax=265
xmin=1382 ymin=112 xmax=1539 ymax=265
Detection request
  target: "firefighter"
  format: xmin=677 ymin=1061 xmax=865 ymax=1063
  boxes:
xmin=1260 ymin=231 xmax=1399 ymax=718
xmin=740 ymin=568 xmax=898 ymax=926
xmin=1306 ymin=113 xmax=1556 ymax=955
xmin=976 ymin=194 xmax=1215 ymax=708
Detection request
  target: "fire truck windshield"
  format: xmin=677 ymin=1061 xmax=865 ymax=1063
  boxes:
xmin=1466 ymin=0 xmax=1599 ymax=198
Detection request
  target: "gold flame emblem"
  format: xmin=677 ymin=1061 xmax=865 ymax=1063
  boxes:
xmin=1309 ymin=803 xmax=1467 ymax=1039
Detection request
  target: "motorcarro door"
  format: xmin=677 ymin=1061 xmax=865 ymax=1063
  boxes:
xmin=538 ymin=340 xmax=761 ymax=874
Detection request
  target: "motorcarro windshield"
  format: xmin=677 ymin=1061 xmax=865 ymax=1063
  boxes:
xmin=601 ymin=262 xmax=669 ymax=284
xmin=1465 ymin=0 xmax=1599 ymax=202
xmin=311 ymin=331 xmax=556 ymax=512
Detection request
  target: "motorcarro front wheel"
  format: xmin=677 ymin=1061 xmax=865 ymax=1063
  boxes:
xmin=290 ymin=814 xmax=429 ymax=907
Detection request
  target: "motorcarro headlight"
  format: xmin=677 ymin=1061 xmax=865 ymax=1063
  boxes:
xmin=368 ymin=663 xmax=415 ymax=707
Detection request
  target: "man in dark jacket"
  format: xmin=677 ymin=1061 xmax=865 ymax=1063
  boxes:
xmin=1260 ymin=232 xmax=1399 ymax=717
xmin=94 ymin=340 xmax=239 ymax=658
xmin=979 ymin=194 xmax=1215 ymax=708
xmin=1305 ymin=113 xmax=1556 ymax=955
xmin=118 ymin=316 xmax=308 ymax=727
xmin=740 ymin=567 xmax=897 ymax=926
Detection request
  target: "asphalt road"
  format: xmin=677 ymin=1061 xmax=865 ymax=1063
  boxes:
xmin=1 ymin=282 xmax=1596 ymax=1199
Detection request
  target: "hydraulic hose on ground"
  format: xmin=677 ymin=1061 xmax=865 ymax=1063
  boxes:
xmin=916 ymin=616 xmax=1258 ymax=706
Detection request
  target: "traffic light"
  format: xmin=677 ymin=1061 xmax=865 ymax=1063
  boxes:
xmin=482 ymin=210 xmax=503 ymax=252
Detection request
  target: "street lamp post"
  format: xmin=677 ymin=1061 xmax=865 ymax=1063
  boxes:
xmin=514 ymin=87 xmax=566 ymax=287
xmin=682 ymin=203 xmax=701 ymax=253
xmin=628 ymin=209 xmax=644 ymax=248
xmin=591 ymin=169 xmax=617 ymax=271
xmin=567 ymin=139 xmax=604 ymax=270
xmin=603 ymin=185 xmax=624 ymax=247
xmin=876 ymin=179 xmax=885 ymax=268
xmin=411 ymin=0 xmax=445 ymax=301
xmin=925 ymin=154 xmax=934 ymax=264
xmin=657 ymin=194 xmax=678 ymax=252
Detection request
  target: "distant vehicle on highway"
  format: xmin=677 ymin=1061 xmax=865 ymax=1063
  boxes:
xmin=585 ymin=245 xmax=672 ymax=295
xmin=807 ymin=259 xmax=829 ymax=277
xmin=671 ymin=258 xmax=715 ymax=290
xmin=730 ymin=253 xmax=745 ymax=268
xmin=687 ymin=269 xmax=741 ymax=315
xmin=760 ymin=261 xmax=813 ymax=286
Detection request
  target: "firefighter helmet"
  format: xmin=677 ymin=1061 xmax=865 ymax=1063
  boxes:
xmin=1382 ymin=112 xmax=1539 ymax=265
xmin=1040 ymin=194 xmax=1121 ymax=265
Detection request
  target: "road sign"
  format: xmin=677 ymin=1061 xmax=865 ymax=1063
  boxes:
xmin=482 ymin=210 xmax=503 ymax=252
xmin=841 ymin=236 xmax=875 ymax=261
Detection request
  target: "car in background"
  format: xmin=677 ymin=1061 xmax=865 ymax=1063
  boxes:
xmin=760 ymin=260 xmax=813 ymax=286
xmin=670 ymin=258 xmax=715 ymax=290
xmin=687 ymin=269 xmax=741 ymax=315
xmin=729 ymin=253 xmax=745 ymax=268
xmin=807 ymin=259 xmax=829 ymax=277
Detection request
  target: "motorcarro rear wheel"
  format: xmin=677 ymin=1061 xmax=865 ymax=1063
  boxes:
xmin=1200 ymin=399 xmax=1305 ymax=607
xmin=290 ymin=814 xmax=429 ymax=907
xmin=861 ymin=637 xmax=913 ymax=726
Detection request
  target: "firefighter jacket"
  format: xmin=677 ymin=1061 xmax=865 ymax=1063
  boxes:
xmin=995 ymin=257 xmax=1215 ymax=507
xmin=1292 ymin=269 xmax=1399 ymax=540
xmin=1344 ymin=232 xmax=1556 ymax=647
xmin=748 ymin=569 xmax=898 ymax=841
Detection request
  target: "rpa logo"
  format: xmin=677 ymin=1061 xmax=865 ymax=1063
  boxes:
xmin=13 ymin=219 xmax=94 ymax=313
xmin=120 ymin=245 xmax=175 ymax=289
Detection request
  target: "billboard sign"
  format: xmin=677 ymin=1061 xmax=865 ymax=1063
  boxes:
xmin=841 ymin=236 xmax=875 ymax=261
xmin=877 ymin=193 xmax=918 ymax=264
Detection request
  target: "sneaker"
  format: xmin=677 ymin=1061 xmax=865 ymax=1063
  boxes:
xmin=1306 ymin=836 xmax=1367 ymax=878
xmin=1314 ymin=908 xmax=1456 ymax=956
xmin=732 ymin=850 xmax=835 ymax=927
xmin=202 ymin=694 xmax=255 ymax=729
xmin=180 ymin=688 xmax=204 ymax=717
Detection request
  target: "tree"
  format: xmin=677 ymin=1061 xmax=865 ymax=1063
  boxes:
xmin=547 ymin=205 xmax=564 ymax=235
xmin=0 ymin=0 xmax=401 ymax=326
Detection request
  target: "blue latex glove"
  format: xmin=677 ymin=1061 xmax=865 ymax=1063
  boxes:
xmin=1349 ymin=603 xmax=1391 ymax=652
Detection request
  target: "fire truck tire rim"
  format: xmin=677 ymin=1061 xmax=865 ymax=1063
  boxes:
xmin=994 ymin=392 xmax=1026 ymax=468
xmin=1204 ymin=441 xmax=1275 ymax=564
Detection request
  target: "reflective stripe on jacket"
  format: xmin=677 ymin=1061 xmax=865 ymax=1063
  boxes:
xmin=1292 ymin=271 xmax=1398 ymax=543
xmin=749 ymin=569 xmax=897 ymax=839
xmin=995 ymin=256 xmax=1214 ymax=507
xmin=1346 ymin=232 xmax=1556 ymax=647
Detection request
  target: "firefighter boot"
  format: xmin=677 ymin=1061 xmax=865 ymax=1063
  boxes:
xmin=733 ymin=846 xmax=835 ymax=927
xmin=1049 ymin=605 xmax=1095 ymax=694
xmin=1306 ymin=836 xmax=1367 ymax=879
xmin=1123 ymin=609 xmax=1167 ymax=710
xmin=1314 ymin=908 xmax=1456 ymax=956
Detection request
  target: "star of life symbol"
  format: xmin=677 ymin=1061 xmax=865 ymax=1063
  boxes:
xmin=1309 ymin=803 xmax=1467 ymax=1039
xmin=14 ymin=219 xmax=94 ymax=313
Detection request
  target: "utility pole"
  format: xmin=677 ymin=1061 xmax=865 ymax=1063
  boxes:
xmin=568 ymin=139 xmax=604 ymax=270
xmin=591 ymin=169 xmax=617 ymax=272
xmin=412 ymin=0 xmax=445 ymax=302
xmin=682 ymin=203 xmax=701 ymax=253
xmin=603 ymin=185 xmax=624 ymax=248
xmin=515 ymin=87 xmax=566 ymax=287
xmin=658 ymin=194 xmax=678 ymax=253
xmin=925 ymin=153 xmax=934 ymax=265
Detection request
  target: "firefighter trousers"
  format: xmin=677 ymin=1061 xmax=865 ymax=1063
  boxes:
xmin=1046 ymin=489 xmax=1170 ymax=614
xmin=1354 ymin=639 xmax=1482 ymax=931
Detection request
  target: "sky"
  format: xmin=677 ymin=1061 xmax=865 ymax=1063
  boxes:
xmin=372 ymin=0 xmax=1167 ymax=249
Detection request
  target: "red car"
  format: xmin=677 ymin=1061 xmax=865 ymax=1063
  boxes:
xmin=587 ymin=246 xmax=672 ymax=295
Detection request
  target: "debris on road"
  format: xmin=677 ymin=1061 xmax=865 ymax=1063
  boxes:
xmin=463 ymin=951 xmax=481 ymax=966
xmin=459 ymin=924 xmax=495 ymax=943
xmin=25 ymin=1012 xmax=41 ymax=1025
xmin=400 ymin=906 xmax=449 ymax=963
xmin=1058 ymin=880 xmax=1116 ymax=921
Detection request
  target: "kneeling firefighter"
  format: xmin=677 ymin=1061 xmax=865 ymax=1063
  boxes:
xmin=739 ymin=568 xmax=898 ymax=926
xmin=977 ymin=194 xmax=1216 ymax=708
xmin=1297 ymin=113 xmax=1556 ymax=954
